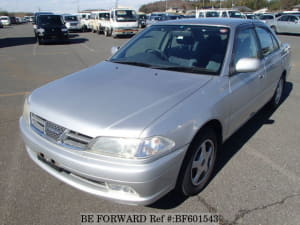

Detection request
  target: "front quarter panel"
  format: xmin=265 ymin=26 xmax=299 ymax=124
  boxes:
xmin=140 ymin=76 xmax=231 ymax=151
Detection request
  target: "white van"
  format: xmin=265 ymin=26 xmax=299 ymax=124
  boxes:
xmin=89 ymin=11 xmax=110 ymax=33
xmin=99 ymin=8 xmax=139 ymax=37
xmin=77 ymin=13 xmax=91 ymax=31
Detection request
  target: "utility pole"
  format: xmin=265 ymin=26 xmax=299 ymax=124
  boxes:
xmin=165 ymin=0 xmax=168 ymax=12
xmin=115 ymin=0 xmax=119 ymax=8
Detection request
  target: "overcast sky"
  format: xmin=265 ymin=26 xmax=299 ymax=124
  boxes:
xmin=0 ymin=0 xmax=156 ymax=13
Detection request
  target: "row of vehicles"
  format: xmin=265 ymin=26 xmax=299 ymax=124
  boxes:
xmin=31 ymin=8 xmax=300 ymax=44
xmin=258 ymin=12 xmax=300 ymax=34
xmin=0 ymin=15 xmax=29 ymax=27
xmin=194 ymin=9 xmax=300 ymax=34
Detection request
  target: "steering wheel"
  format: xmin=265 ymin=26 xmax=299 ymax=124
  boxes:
xmin=145 ymin=49 xmax=168 ymax=60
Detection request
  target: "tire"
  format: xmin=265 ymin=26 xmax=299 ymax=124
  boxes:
xmin=37 ymin=37 xmax=43 ymax=45
xmin=104 ymin=28 xmax=111 ymax=37
xmin=268 ymin=76 xmax=285 ymax=109
xmin=177 ymin=128 xmax=218 ymax=196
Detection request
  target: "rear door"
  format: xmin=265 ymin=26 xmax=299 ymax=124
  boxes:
xmin=255 ymin=26 xmax=283 ymax=103
xmin=287 ymin=15 xmax=300 ymax=34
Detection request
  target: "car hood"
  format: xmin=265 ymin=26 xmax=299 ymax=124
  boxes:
xmin=29 ymin=61 xmax=212 ymax=138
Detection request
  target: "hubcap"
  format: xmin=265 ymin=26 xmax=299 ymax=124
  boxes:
xmin=191 ymin=139 xmax=215 ymax=186
xmin=275 ymin=78 xmax=283 ymax=105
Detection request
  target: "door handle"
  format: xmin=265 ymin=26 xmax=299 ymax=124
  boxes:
xmin=258 ymin=74 xmax=265 ymax=79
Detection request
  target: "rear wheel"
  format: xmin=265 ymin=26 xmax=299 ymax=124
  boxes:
xmin=268 ymin=76 xmax=285 ymax=109
xmin=177 ymin=128 xmax=218 ymax=196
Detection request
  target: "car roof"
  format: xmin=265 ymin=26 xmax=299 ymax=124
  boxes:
xmin=155 ymin=18 xmax=265 ymax=29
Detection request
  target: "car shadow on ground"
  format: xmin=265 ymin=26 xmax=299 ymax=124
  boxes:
xmin=149 ymin=81 xmax=293 ymax=209
xmin=0 ymin=36 xmax=37 ymax=48
xmin=0 ymin=35 xmax=88 ymax=48
xmin=38 ymin=37 xmax=88 ymax=45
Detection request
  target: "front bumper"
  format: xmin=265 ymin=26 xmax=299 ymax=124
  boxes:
xmin=19 ymin=117 xmax=187 ymax=205
xmin=112 ymin=28 xmax=139 ymax=36
xmin=37 ymin=32 xmax=68 ymax=40
xmin=67 ymin=24 xmax=82 ymax=31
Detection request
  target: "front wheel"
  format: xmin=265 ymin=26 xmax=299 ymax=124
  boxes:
xmin=104 ymin=28 xmax=111 ymax=37
xmin=37 ymin=37 xmax=43 ymax=45
xmin=177 ymin=128 xmax=218 ymax=196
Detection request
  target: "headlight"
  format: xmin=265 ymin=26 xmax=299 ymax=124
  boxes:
xmin=61 ymin=28 xmax=68 ymax=32
xmin=37 ymin=28 xmax=45 ymax=33
xmin=89 ymin=136 xmax=175 ymax=159
xmin=23 ymin=95 xmax=31 ymax=124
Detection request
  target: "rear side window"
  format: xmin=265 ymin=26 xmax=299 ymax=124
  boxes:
xmin=255 ymin=27 xmax=278 ymax=56
xmin=278 ymin=15 xmax=289 ymax=21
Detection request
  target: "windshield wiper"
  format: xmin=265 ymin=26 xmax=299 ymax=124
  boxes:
xmin=153 ymin=66 xmax=215 ymax=74
xmin=111 ymin=61 xmax=154 ymax=68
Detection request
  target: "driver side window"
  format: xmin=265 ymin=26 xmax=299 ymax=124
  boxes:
xmin=233 ymin=28 xmax=259 ymax=65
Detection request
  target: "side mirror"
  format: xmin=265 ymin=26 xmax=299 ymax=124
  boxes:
xmin=111 ymin=46 xmax=120 ymax=55
xmin=235 ymin=58 xmax=260 ymax=73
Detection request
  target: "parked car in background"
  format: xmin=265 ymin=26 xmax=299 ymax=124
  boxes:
xmin=20 ymin=18 xmax=291 ymax=206
xmin=146 ymin=15 xmax=162 ymax=27
xmin=271 ymin=14 xmax=300 ymax=34
xmin=34 ymin=14 xmax=68 ymax=45
xmin=197 ymin=9 xmax=244 ymax=18
xmin=89 ymin=10 xmax=110 ymax=34
xmin=77 ymin=12 xmax=91 ymax=31
xmin=24 ymin=16 xmax=31 ymax=22
xmin=137 ymin=13 xmax=147 ymax=28
xmin=96 ymin=8 xmax=139 ymax=37
xmin=245 ymin=13 xmax=259 ymax=20
xmin=259 ymin=13 xmax=276 ymax=27
xmin=0 ymin=16 xmax=11 ymax=26
xmin=9 ymin=16 xmax=17 ymax=24
xmin=63 ymin=15 xmax=81 ymax=32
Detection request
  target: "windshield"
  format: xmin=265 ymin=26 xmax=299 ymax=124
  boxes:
xmin=110 ymin=25 xmax=229 ymax=75
xmin=115 ymin=10 xmax=137 ymax=22
xmin=228 ymin=11 xmax=243 ymax=18
xmin=259 ymin=15 xmax=274 ymax=20
xmin=206 ymin=11 xmax=220 ymax=17
xmin=38 ymin=15 xmax=63 ymax=26
xmin=64 ymin=16 xmax=78 ymax=21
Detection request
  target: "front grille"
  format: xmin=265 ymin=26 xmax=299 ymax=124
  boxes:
xmin=30 ymin=113 xmax=93 ymax=150
xmin=70 ymin=22 xmax=78 ymax=26
xmin=45 ymin=27 xmax=60 ymax=33
xmin=45 ymin=121 xmax=66 ymax=141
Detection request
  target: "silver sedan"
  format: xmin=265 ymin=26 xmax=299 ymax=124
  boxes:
xmin=20 ymin=18 xmax=291 ymax=205
xmin=271 ymin=14 xmax=300 ymax=34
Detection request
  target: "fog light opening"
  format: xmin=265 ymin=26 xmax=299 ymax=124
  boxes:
xmin=106 ymin=183 xmax=138 ymax=196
